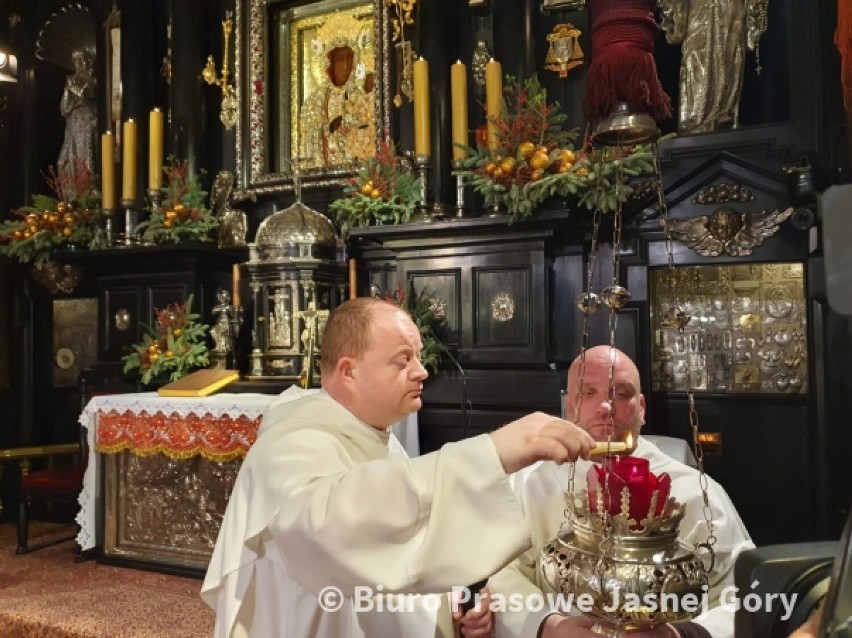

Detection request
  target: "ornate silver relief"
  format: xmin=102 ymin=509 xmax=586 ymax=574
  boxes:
xmin=491 ymin=292 xmax=515 ymax=322
xmin=692 ymin=182 xmax=755 ymax=204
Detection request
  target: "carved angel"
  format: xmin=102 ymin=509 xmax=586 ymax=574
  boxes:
xmin=663 ymin=205 xmax=794 ymax=257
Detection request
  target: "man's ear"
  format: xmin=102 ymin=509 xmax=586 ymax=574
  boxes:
xmin=337 ymin=356 xmax=356 ymax=382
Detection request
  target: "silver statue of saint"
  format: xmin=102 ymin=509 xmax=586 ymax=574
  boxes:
xmin=659 ymin=0 xmax=769 ymax=135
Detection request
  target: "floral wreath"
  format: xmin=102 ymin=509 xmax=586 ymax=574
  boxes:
xmin=456 ymin=75 xmax=659 ymax=223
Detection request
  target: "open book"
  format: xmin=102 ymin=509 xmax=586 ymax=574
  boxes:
xmin=156 ymin=369 xmax=240 ymax=397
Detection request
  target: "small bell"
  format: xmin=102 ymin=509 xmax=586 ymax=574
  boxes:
xmin=600 ymin=285 xmax=631 ymax=309
xmin=593 ymin=102 xmax=660 ymax=147
xmin=576 ymin=292 xmax=601 ymax=315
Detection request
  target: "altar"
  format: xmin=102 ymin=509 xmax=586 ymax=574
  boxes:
xmin=77 ymin=389 xmax=419 ymax=573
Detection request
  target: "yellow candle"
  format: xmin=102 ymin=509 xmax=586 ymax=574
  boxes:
xmin=451 ymin=60 xmax=468 ymax=161
xmin=485 ymin=59 xmax=503 ymax=151
xmin=413 ymin=57 xmax=430 ymax=157
xmin=148 ymin=108 xmax=164 ymax=190
xmin=232 ymin=263 xmax=241 ymax=307
xmin=122 ymin=119 xmax=137 ymax=201
xmin=101 ymin=131 xmax=116 ymax=210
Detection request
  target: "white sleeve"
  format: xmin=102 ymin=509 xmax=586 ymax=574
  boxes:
xmin=267 ymin=431 xmax=533 ymax=595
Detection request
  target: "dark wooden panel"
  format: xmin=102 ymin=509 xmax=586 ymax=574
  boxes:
xmin=408 ymin=270 xmax=462 ymax=346
xmin=650 ymin=395 xmax=813 ymax=545
xmin=474 ymin=267 xmax=531 ymax=347
xmin=101 ymin=287 xmax=142 ymax=362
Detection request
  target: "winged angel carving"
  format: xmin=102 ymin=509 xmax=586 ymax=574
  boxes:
xmin=663 ymin=205 xmax=794 ymax=257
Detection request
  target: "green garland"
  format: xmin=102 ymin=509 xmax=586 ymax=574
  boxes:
xmin=136 ymin=157 xmax=219 ymax=244
xmin=328 ymin=139 xmax=421 ymax=234
xmin=455 ymin=75 xmax=660 ymax=222
xmin=0 ymin=162 xmax=106 ymax=269
xmin=121 ymin=294 xmax=211 ymax=384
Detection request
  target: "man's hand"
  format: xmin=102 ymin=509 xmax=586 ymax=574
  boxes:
xmin=452 ymin=586 xmax=494 ymax=638
xmin=542 ymin=615 xmax=681 ymax=638
xmin=489 ymin=412 xmax=595 ymax=474
xmin=540 ymin=614 xmax=599 ymax=638
xmin=789 ymin=606 xmax=823 ymax=638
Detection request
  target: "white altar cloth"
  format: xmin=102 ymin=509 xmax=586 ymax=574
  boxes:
xmin=76 ymin=390 xmax=419 ymax=551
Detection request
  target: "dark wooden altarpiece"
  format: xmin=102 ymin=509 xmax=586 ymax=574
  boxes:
xmin=0 ymin=0 xmax=850 ymax=553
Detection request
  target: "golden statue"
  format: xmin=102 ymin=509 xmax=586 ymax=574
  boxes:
xmin=659 ymin=0 xmax=769 ymax=134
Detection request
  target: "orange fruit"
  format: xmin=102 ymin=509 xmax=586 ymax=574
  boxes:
xmin=558 ymin=149 xmax=576 ymax=164
xmin=530 ymin=151 xmax=550 ymax=171
xmin=518 ymin=141 xmax=536 ymax=160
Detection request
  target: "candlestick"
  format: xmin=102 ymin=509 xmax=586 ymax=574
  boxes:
xmin=148 ymin=108 xmax=164 ymax=190
xmin=451 ymin=61 xmax=468 ymax=161
xmin=451 ymin=159 xmax=472 ymax=218
xmin=120 ymin=197 xmax=139 ymax=246
xmin=485 ymin=59 xmax=502 ymax=151
xmin=348 ymin=258 xmax=358 ymax=300
xmin=413 ymin=57 xmax=430 ymax=157
xmin=232 ymin=263 xmax=242 ymax=307
xmin=145 ymin=187 xmax=163 ymax=246
xmin=122 ymin=119 xmax=138 ymax=201
xmin=408 ymin=154 xmax=435 ymax=223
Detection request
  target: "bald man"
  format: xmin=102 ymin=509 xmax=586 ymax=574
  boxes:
xmin=489 ymin=346 xmax=754 ymax=638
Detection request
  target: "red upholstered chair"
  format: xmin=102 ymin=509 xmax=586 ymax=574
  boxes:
xmin=16 ymin=367 xmax=132 ymax=556
xmin=16 ymin=448 xmax=85 ymax=554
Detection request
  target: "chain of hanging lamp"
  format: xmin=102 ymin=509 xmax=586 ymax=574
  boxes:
xmin=654 ymin=146 xmax=717 ymax=558
xmin=565 ymin=137 xmax=718 ymax=573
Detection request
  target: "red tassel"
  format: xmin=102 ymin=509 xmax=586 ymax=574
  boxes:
xmin=584 ymin=0 xmax=672 ymax=123
xmin=584 ymin=47 xmax=672 ymax=122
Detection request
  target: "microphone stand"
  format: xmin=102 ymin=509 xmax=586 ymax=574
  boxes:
xmin=439 ymin=343 xmax=470 ymax=440
xmin=437 ymin=339 xmax=487 ymax=629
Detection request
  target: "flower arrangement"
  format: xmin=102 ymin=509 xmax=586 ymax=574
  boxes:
xmin=456 ymin=75 xmax=657 ymax=222
xmin=136 ymin=157 xmax=219 ymax=244
xmin=0 ymin=159 xmax=105 ymax=269
xmin=327 ymin=138 xmax=421 ymax=234
xmin=121 ymin=294 xmax=211 ymax=384
xmin=377 ymin=281 xmax=448 ymax=373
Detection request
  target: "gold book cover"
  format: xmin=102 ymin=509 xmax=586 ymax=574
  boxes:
xmin=156 ymin=369 xmax=240 ymax=397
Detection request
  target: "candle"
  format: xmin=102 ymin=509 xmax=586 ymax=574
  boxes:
xmin=590 ymin=441 xmax=629 ymax=455
xmin=450 ymin=60 xmax=468 ymax=161
xmin=348 ymin=258 xmax=357 ymax=300
xmin=485 ymin=59 xmax=502 ymax=151
xmin=122 ymin=119 xmax=137 ymax=201
xmin=232 ymin=263 xmax=241 ymax=307
xmin=413 ymin=57 xmax=430 ymax=157
xmin=101 ymin=131 xmax=116 ymax=210
xmin=148 ymin=108 xmax=164 ymax=190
